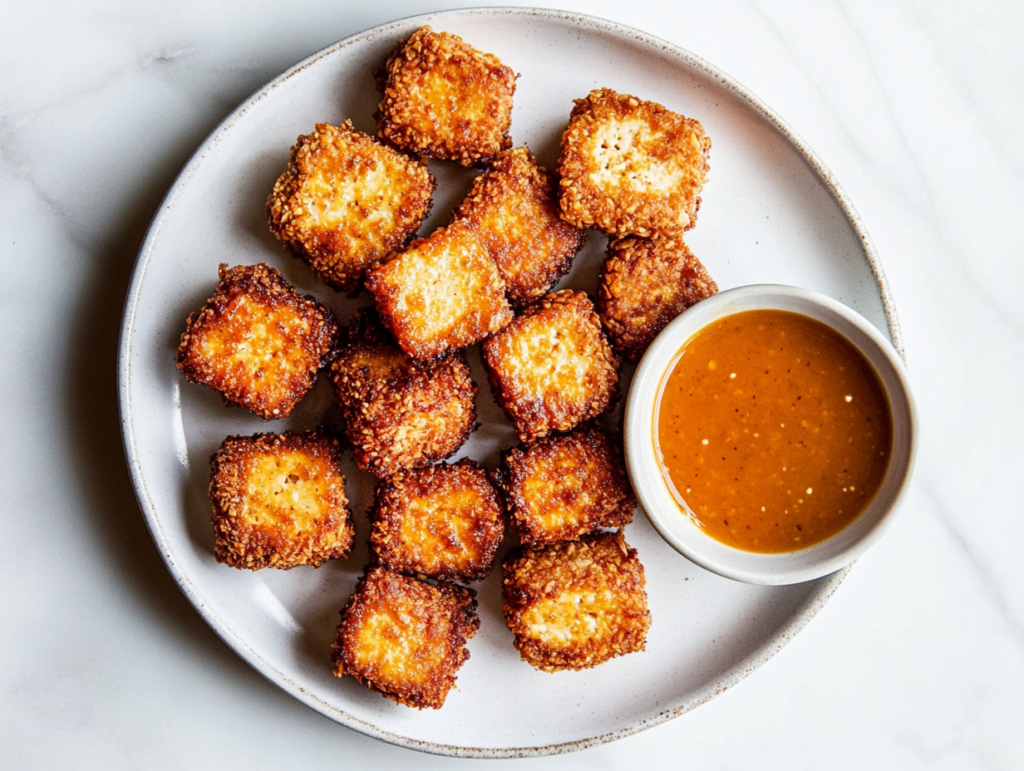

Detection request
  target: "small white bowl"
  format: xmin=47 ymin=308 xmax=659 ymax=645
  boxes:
xmin=624 ymin=285 xmax=917 ymax=585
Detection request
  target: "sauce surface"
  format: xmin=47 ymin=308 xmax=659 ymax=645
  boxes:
xmin=655 ymin=309 xmax=892 ymax=553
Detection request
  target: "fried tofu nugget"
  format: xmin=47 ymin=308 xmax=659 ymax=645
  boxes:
xmin=209 ymin=430 xmax=353 ymax=570
xmin=502 ymin=531 xmax=650 ymax=672
xmin=558 ymin=89 xmax=712 ymax=238
xmin=598 ymin=236 xmax=718 ymax=362
xmin=378 ymin=26 xmax=516 ymax=166
xmin=266 ymin=122 xmax=434 ymax=294
xmin=177 ymin=263 xmax=338 ymax=420
xmin=482 ymin=290 xmax=618 ymax=442
xmin=370 ymin=459 xmax=505 ymax=581
xmin=330 ymin=310 xmax=477 ymax=478
xmin=366 ymin=221 xmax=513 ymax=359
xmin=501 ymin=425 xmax=635 ymax=547
xmin=332 ymin=566 xmax=479 ymax=709
xmin=451 ymin=147 xmax=587 ymax=307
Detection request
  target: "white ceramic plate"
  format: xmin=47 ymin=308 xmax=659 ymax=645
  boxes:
xmin=118 ymin=8 xmax=901 ymax=758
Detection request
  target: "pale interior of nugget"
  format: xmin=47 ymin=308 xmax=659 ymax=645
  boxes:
xmin=373 ymin=224 xmax=510 ymax=354
xmin=498 ymin=309 xmax=600 ymax=406
xmin=586 ymin=116 xmax=690 ymax=194
xmin=237 ymin=449 xmax=338 ymax=532
xmin=519 ymin=588 xmax=620 ymax=647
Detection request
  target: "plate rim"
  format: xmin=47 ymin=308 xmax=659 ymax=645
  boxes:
xmin=117 ymin=6 xmax=901 ymax=758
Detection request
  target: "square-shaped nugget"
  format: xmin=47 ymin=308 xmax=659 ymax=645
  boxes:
xmin=502 ymin=531 xmax=650 ymax=672
xmin=598 ymin=236 xmax=718 ymax=362
xmin=267 ymin=122 xmax=435 ymax=294
xmin=501 ymin=425 xmax=635 ymax=547
xmin=482 ymin=290 xmax=618 ymax=442
xmin=378 ymin=26 xmax=516 ymax=166
xmin=177 ymin=263 xmax=338 ymax=420
xmin=558 ymin=89 xmax=711 ymax=238
xmin=371 ymin=459 xmax=505 ymax=581
xmin=366 ymin=221 xmax=513 ymax=359
xmin=330 ymin=310 xmax=477 ymax=478
xmin=332 ymin=566 xmax=479 ymax=709
xmin=452 ymin=147 xmax=587 ymax=307
xmin=209 ymin=430 xmax=353 ymax=570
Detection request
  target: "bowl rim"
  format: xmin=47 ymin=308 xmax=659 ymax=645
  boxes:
xmin=624 ymin=284 xmax=918 ymax=585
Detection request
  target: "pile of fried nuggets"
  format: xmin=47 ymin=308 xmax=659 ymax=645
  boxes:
xmin=176 ymin=26 xmax=718 ymax=710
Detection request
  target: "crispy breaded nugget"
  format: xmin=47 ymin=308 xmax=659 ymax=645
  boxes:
xmin=266 ymin=122 xmax=434 ymax=294
xmin=598 ymin=236 xmax=718 ymax=362
xmin=501 ymin=425 xmax=635 ymax=546
xmin=378 ymin=26 xmax=516 ymax=166
xmin=330 ymin=310 xmax=477 ymax=478
xmin=176 ymin=263 xmax=337 ymax=420
xmin=209 ymin=430 xmax=353 ymax=570
xmin=366 ymin=221 xmax=513 ymax=359
xmin=482 ymin=290 xmax=618 ymax=442
xmin=332 ymin=566 xmax=479 ymax=709
xmin=370 ymin=459 xmax=504 ymax=581
xmin=558 ymin=88 xmax=711 ymax=238
xmin=451 ymin=147 xmax=587 ymax=307
xmin=502 ymin=531 xmax=650 ymax=672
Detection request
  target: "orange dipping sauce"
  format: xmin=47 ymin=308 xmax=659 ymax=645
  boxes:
xmin=655 ymin=309 xmax=892 ymax=553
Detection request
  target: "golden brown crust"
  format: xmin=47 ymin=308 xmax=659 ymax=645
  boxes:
xmin=370 ymin=459 xmax=505 ymax=581
xmin=598 ymin=236 xmax=718 ymax=362
xmin=377 ymin=26 xmax=517 ymax=167
xmin=329 ymin=310 xmax=477 ymax=478
xmin=501 ymin=425 xmax=635 ymax=547
xmin=558 ymin=88 xmax=711 ymax=238
xmin=451 ymin=147 xmax=587 ymax=307
xmin=331 ymin=566 xmax=479 ymax=709
xmin=209 ymin=430 xmax=353 ymax=570
xmin=266 ymin=122 xmax=434 ymax=294
xmin=482 ymin=290 xmax=619 ymax=442
xmin=176 ymin=263 xmax=338 ymax=420
xmin=365 ymin=221 xmax=513 ymax=359
xmin=502 ymin=531 xmax=650 ymax=672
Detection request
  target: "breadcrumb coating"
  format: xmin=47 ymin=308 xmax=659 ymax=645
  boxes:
xmin=329 ymin=309 xmax=477 ymax=478
xmin=176 ymin=263 xmax=338 ymax=420
xmin=558 ymin=88 xmax=711 ymax=238
xmin=332 ymin=566 xmax=479 ymax=709
xmin=370 ymin=459 xmax=505 ymax=581
xmin=451 ymin=147 xmax=586 ymax=307
xmin=266 ymin=121 xmax=434 ymax=294
xmin=502 ymin=531 xmax=650 ymax=672
xmin=366 ymin=221 xmax=513 ymax=360
xmin=482 ymin=290 xmax=619 ymax=442
xmin=378 ymin=26 xmax=517 ymax=166
xmin=209 ymin=430 xmax=353 ymax=570
xmin=501 ymin=425 xmax=635 ymax=547
xmin=598 ymin=236 xmax=718 ymax=362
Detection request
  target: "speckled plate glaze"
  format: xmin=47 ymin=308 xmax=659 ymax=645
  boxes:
xmin=118 ymin=8 xmax=902 ymax=758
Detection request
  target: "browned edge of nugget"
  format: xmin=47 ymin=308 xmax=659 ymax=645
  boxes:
xmin=331 ymin=566 xmax=480 ymax=709
xmin=209 ymin=429 xmax=353 ymax=570
xmin=597 ymin=236 xmax=718 ymax=362
xmin=501 ymin=531 xmax=650 ymax=672
xmin=377 ymin=26 xmax=517 ymax=167
xmin=451 ymin=146 xmax=587 ymax=307
xmin=558 ymin=88 xmax=712 ymax=238
xmin=365 ymin=221 xmax=513 ymax=360
xmin=482 ymin=289 xmax=619 ymax=442
xmin=329 ymin=308 xmax=477 ymax=478
xmin=370 ymin=458 xmax=505 ymax=581
xmin=500 ymin=424 xmax=636 ymax=547
xmin=176 ymin=263 xmax=338 ymax=420
xmin=266 ymin=121 xmax=435 ymax=295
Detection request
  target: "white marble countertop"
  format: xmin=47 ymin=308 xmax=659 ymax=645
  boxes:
xmin=3 ymin=1 xmax=1022 ymax=768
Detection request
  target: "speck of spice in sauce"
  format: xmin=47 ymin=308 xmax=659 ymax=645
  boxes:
xmin=654 ymin=309 xmax=892 ymax=553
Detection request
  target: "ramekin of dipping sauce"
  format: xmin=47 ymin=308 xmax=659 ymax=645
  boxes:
xmin=624 ymin=285 xmax=916 ymax=585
